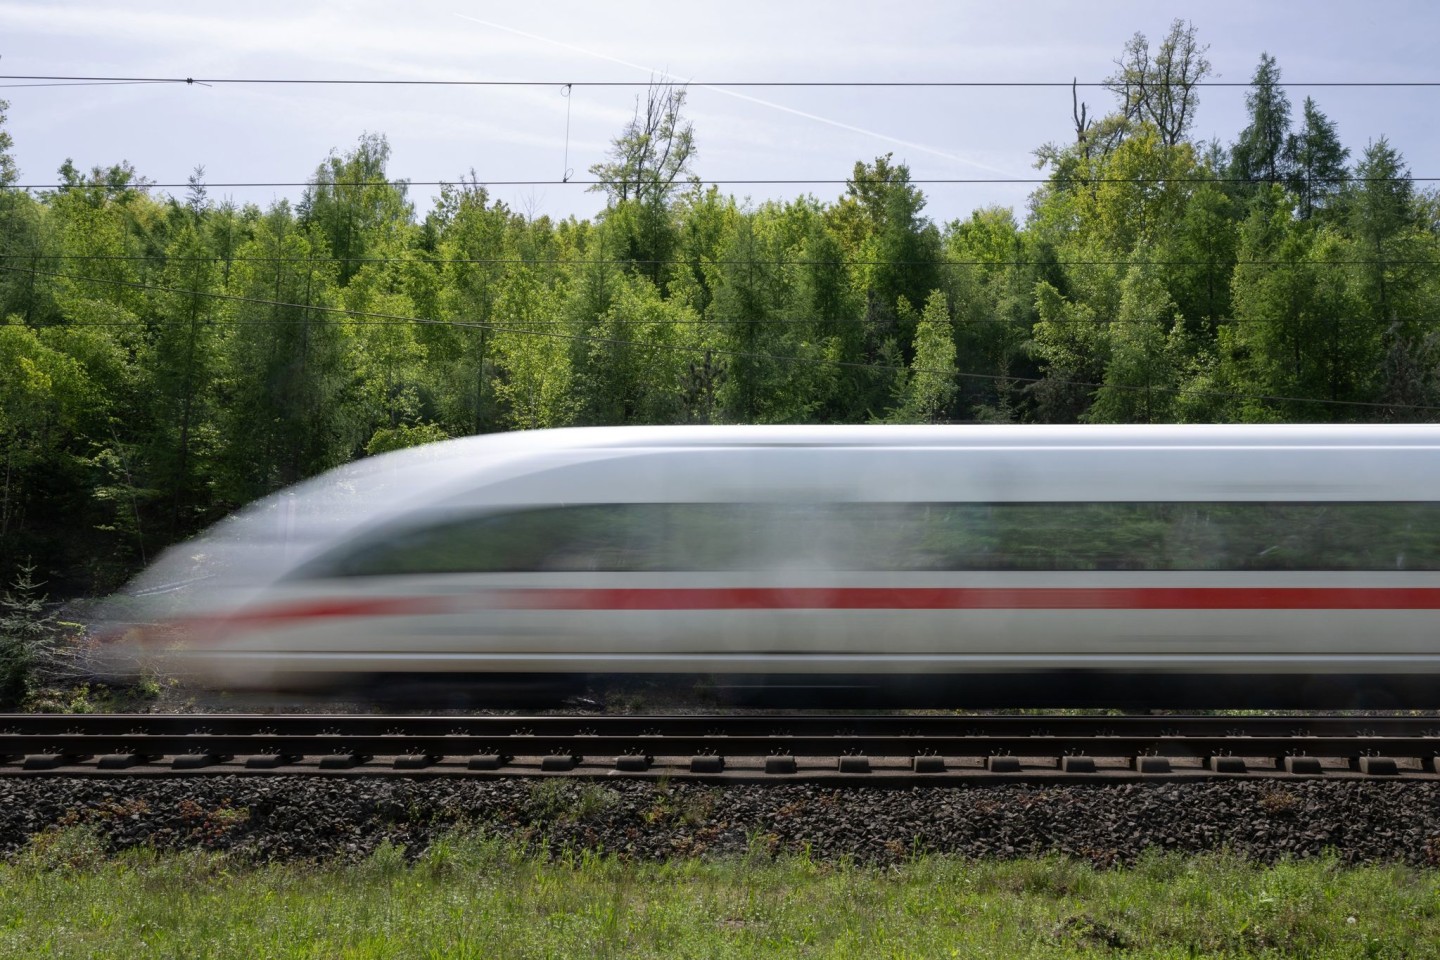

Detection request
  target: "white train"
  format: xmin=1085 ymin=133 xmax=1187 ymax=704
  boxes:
xmin=106 ymin=424 xmax=1440 ymax=708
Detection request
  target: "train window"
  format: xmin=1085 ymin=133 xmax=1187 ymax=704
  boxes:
xmin=289 ymin=501 xmax=1440 ymax=577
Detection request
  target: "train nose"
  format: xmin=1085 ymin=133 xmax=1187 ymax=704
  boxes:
xmin=87 ymin=617 xmax=204 ymax=682
xmin=85 ymin=621 xmax=149 ymax=681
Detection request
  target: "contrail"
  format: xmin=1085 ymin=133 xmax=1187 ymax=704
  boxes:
xmin=455 ymin=13 xmax=1015 ymax=176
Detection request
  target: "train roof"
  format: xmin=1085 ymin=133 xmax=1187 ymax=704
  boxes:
xmin=238 ymin=423 xmax=1440 ymax=513
xmin=120 ymin=423 xmax=1440 ymax=602
xmin=359 ymin=422 xmax=1440 ymax=458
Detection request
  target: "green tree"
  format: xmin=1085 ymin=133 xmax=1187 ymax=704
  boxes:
xmin=1104 ymin=19 xmax=1211 ymax=148
xmin=428 ymin=180 xmax=513 ymax=435
xmin=0 ymin=321 xmax=101 ymax=584
xmin=1029 ymin=281 xmax=1107 ymax=422
xmin=489 ymin=264 xmax=574 ymax=431
xmin=588 ymin=81 xmax=696 ymax=208
xmin=143 ymin=222 xmax=224 ymax=538
xmin=834 ymin=155 xmax=942 ymax=338
xmin=1088 ymin=263 xmax=1183 ymax=424
xmin=887 ymin=289 xmax=957 ymax=423
xmin=588 ymin=81 xmax=696 ymax=287
xmin=1347 ymin=138 xmax=1419 ymax=324
xmin=0 ymin=562 xmax=57 ymax=707
xmin=0 ymin=98 xmax=17 ymax=187
xmin=942 ymin=207 xmax=1041 ymax=422
xmin=1230 ymin=54 xmax=1293 ymax=188
xmin=1222 ymin=187 xmax=1376 ymax=420
xmin=215 ymin=204 xmax=357 ymax=502
xmin=299 ymin=133 xmax=414 ymax=284
xmin=1285 ymin=97 xmax=1349 ymax=220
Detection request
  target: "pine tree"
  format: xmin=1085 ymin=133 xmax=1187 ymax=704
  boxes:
xmin=1348 ymin=138 xmax=1415 ymax=323
xmin=1231 ymin=54 xmax=1293 ymax=187
xmin=1285 ymin=97 xmax=1349 ymax=219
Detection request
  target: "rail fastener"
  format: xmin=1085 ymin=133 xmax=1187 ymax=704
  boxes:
xmin=985 ymin=756 xmax=1021 ymax=773
xmin=613 ymin=754 xmax=651 ymax=772
xmin=836 ymin=756 xmax=871 ymax=773
xmin=690 ymin=756 xmax=724 ymax=774
xmin=540 ymin=755 xmax=581 ymax=772
xmin=1060 ymin=756 xmax=1097 ymax=774
xmin=1132 ymin=757 xmax=1172 ymax=774
xmin=1284 ymin=756 xmax=1324 ymax=775
xmin=912 ymin=756 xmax=946 ymax=773
xmin=467 ymin=755 xmax=507 ymax=770
xmin=1206 ymin=756 xmax=1248 ymax=774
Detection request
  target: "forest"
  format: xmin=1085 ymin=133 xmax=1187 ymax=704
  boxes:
xmin=1 ymin=21 xmax=1438 ymax=596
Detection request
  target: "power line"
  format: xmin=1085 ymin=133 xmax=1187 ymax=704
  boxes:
xmin=7 ymin=262 xmax=1440 ymax=414
xmin=5 ymin=74 xmax=1440 ymax=88
xmin=4 ymin=175 xmax=1432 ymax=191
xmin=0 ymin=80 xmax=184 ymax=89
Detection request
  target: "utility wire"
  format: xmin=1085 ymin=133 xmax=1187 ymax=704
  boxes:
xmin=7 ymin=262 xmax=1440 ymax=415
xmin=4 ymin=175 xmax=1433 ymax=190
xmin=5 ymin=74 xmax=1440 ymax=88
xmin=0 ymin=80 xmax=184 ymax=89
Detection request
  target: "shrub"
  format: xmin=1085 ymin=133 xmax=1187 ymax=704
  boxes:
xmin=0 ymin=562 xmax=58 ymax=706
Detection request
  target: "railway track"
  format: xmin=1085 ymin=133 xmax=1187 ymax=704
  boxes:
xmin=4 ymin=713 xmax=1440 ymax=782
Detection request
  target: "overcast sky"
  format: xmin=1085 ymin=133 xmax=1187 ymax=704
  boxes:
xmin=1 ymin=1 xmax=1436 ymax=225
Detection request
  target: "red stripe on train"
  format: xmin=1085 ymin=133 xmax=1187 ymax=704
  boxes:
xmin=499 ymin=587 xmax=1440 ymax=611
xmin=185 ymin=586 xmax=1440 ymax=631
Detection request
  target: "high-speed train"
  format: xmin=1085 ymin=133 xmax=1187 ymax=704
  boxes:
xmin=103 ymin=424 xmax=1440 ymax=708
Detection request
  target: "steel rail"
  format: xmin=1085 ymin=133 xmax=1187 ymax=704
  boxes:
xmin=1 ymin=714 xmax=1438 ymax=780
xmin=5 ymin=713 xmax=1439 ymax=736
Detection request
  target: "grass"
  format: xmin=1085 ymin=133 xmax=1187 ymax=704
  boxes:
xmin=1 ymin=827 xmax=1438 ymax=958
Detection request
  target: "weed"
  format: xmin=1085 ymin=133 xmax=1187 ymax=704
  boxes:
xmin=18 ymin=824 xmax=108 ymax=870
xmin=525 ymin=780 xmax=617 ymax=822
xmin=1258 ymin=786 xmax=1302 ymax=815
xmin=1053 ymin=913 xmax=1131 ymax=950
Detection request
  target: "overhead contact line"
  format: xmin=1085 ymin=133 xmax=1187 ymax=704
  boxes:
xmin=6 ymin=74 xmax=1440 ymax=88
xmin=2 ymin=175 xmax=1432 ymax=190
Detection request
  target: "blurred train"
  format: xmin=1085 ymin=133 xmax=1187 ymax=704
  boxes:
xmin=101 ymin=424 xmax=1440 ymax=708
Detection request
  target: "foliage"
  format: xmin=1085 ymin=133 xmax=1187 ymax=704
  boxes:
xmin=1105 ymin=19 xmax=1211 ymax=149
xmin=588 ymin=80 xmax=697 ymax=209
xmin=0 ymin=562 xmax=57 ymax=705
xmin=1231 ymin=53 xmax=1294 ymax=187
xmin=2 ymin=29 xmax=1439 ymax=597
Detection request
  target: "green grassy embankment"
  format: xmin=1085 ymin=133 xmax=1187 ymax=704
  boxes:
xmin=2 ymin=826 xmax=1436 ymax=958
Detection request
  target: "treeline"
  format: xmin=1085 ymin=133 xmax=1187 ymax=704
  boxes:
xmin=2 ymin=21 xmax=1439 ymax=595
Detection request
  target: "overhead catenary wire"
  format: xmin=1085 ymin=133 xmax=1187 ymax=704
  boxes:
xmin=5 ymin=74 xmax=1440 ymax=88
xmin=3 ymin=175 xmax=1432 ymax=190
xmin=7 ymin=262 xmax=1440 ymax=415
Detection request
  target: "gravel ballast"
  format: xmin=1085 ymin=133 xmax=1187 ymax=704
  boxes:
xmin=3 ymin=776 xmax=1439 ymax=867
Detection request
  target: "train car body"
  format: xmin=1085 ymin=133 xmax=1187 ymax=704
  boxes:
xmin=108 ymin=425 xmax=1440 ymax=708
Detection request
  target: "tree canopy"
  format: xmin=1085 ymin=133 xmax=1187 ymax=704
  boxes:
xmin=1 ymin=28 xmax=1438 ymax=596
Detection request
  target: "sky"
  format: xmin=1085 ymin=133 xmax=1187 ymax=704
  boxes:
xmin=1 ymin=0 xmax=1436 ymax=225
